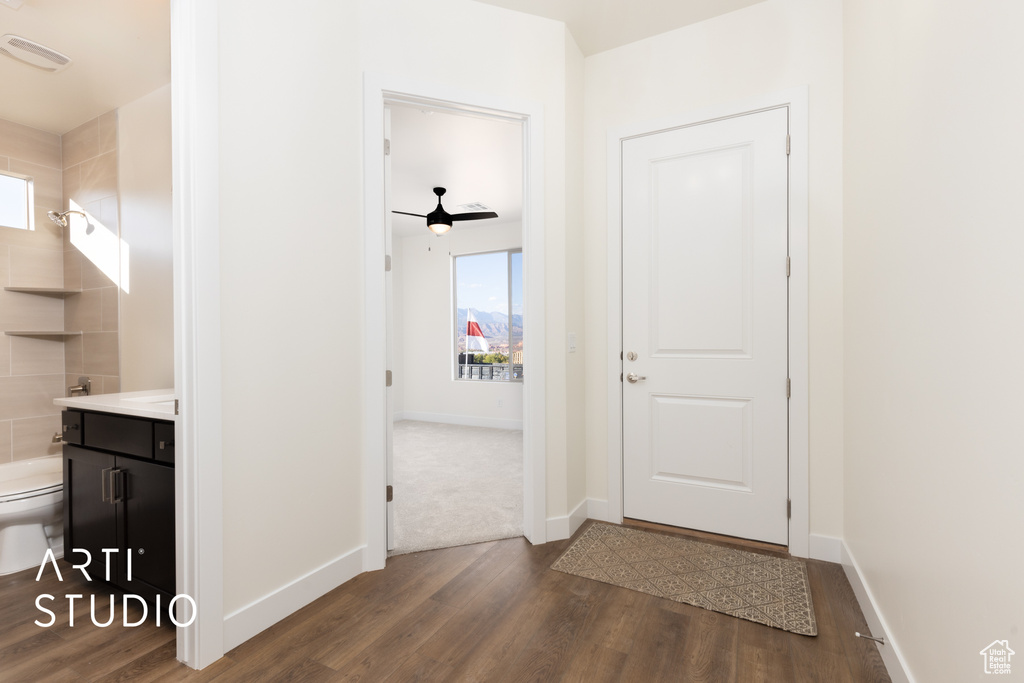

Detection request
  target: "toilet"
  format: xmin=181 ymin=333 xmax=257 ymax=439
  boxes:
xmin=0 ymin=457 xmax=64 ymax=576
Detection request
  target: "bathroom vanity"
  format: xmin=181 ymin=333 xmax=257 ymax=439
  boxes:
xmin=54 ymin=390 xmax=176 ymax=606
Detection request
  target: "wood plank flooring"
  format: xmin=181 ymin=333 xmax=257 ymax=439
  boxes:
xmin=0 ymin=522 xmax=890 ymax=682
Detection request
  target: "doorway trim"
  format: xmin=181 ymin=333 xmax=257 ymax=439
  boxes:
xmin=362 ymin=74 xmax=547 ymax=570
xmin=170 ymin=0 xmax=224 ymax=668
xmin=605 ymin=88 xmax=810 ymax=557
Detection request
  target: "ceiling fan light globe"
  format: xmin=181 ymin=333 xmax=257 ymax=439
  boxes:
xmin=426 ymin=205 xmax=452 ymax=235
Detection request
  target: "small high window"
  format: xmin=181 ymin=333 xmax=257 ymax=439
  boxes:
xmin=0 ymin=171 xmax=33 ymax=231
xmin=454 ymin=249 xmax=523 ymax=381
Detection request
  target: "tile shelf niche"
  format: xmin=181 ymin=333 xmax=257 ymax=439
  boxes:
xmin=3 ymin=286 xmax=84 ymax=337
xmin=4 ymin=287 xmax=83 ymax=295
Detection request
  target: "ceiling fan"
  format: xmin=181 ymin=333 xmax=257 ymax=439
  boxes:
xmin=393 ymin=187 xmax=498 ymax=235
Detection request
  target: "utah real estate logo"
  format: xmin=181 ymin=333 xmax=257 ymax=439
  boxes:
xmin=980 ymin=640 xmax=1014 ymax=675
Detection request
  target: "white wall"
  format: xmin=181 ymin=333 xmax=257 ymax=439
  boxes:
xmin=216 ymin=0 xmax=575 ymax=619
xmin=844 ymin=1 xmax=1024 ymax=680
xmin=118 ymin=83 xmax=174 ymax=391
xmin=395 ymin=223 xmax=524 ymax=429
xmin=218 ymin=0 xmax=363 ymax=618
xmin=563 ymin=28 xmax=587 ymax=514
xmin=582 ymin=0 xmax=845 ymax=538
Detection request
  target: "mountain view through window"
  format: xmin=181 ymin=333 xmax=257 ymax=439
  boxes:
xmin=454 ymin=250 xmax=523 ymax=380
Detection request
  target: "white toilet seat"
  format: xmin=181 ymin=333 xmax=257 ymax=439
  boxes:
xmin=0 ymin=459 xmax=63 ymax=503
xmin=0 ymin=483 xmax=63 ymax=504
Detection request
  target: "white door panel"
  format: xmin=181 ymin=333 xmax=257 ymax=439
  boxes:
xmin=622 ymin=107 xmax=789 ymax=545
xmin=649 ymin=145 xmax=751 ymax=358
xmin=649 ymin=394 xmax=752 ymax=490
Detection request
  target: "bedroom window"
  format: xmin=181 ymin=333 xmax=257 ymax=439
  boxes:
xmin=453 ymin=249 xmax=523 ymax=381
xmin=0 ymin=171 xmax=33 ymax=231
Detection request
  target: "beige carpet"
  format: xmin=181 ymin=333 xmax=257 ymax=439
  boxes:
xmin=552 ymin=522 xmax=818 ymax=636
xmin=390 ymin=420 xmax=523 ymax=555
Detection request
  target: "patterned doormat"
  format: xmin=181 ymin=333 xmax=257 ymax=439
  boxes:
xmin=551 ymin=522 xmax=817 ymax=636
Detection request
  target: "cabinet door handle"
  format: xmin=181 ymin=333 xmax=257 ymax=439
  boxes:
xmin=101 ymin=467 xmax=112 ymax=503
xmin=110 ymin=468 xmax=124 ymax=504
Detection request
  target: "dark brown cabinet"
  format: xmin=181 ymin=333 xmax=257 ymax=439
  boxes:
xmin=62 ymin=410 xmax=175 ymax=605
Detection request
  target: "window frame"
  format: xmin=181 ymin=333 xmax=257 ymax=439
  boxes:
xmin=452 ymin=247 xmax=523 ymax=383
xmin=0 ymin=169 xmax=35 ymax=232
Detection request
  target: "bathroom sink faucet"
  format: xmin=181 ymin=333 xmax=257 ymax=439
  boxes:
xmin=67 ymin=377 xmax=91 ymax=397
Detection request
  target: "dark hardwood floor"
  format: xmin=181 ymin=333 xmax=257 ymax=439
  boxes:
xmin=0 ymin=522 xmax=890 ymax=682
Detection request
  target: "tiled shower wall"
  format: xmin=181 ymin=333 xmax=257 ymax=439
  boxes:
xmin=62 ymin=112 xmax=121 ymax=396
xmin=0 ymin=110 xmax=123 ymax=464
xmin=0 ymin=118 xmax=66 ymax=463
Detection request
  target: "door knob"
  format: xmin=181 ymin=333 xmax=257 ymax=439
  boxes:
xmin=626 ymin=373 xmax=646 ymax=383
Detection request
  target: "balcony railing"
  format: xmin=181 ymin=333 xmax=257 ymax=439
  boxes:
xmin=457 ymin=363 xmax=524 ymax=381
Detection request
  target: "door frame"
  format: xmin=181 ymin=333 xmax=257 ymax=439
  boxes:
xmin=605 ymin=88 xmax=810 ymax=557
xmin=171 ymin=0 xmax=223 ymax=669
xmin=362 ymin=74 xmax=548 ymax=570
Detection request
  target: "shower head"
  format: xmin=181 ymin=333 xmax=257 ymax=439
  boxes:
xmin=47 ymin=209 xmax=87 ymax=229
xmin=46 ymin=210 xmax=66 ymax=228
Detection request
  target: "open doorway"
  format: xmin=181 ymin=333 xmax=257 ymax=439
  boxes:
xmin=363 ymin=76 xmax=547 ymax=570
xmin=386 ymin=104 xmax=525 ymax=555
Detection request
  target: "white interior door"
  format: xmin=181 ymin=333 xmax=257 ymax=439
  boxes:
xmin=621 ymin=107 xmax=790 ymax=545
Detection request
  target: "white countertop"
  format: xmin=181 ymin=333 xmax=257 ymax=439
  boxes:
xmin=55 ymin=389 xmax=177 ymax=421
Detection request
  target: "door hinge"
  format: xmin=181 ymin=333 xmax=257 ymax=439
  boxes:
xmin=386 ymin=370 xmax=393 ymax=387
xmin=620 ymin=351 xmax=623 ymax=361
xmin=385 ymin=254 xmax=392 ymax=272
xmin=787 ymin=499 xmax=792 ymax=519
xmin=386 ymin=485 xmax=393 ymax=503
xmin=786 ymin=256 xmax=791 ymax=278
xmin=384 ymin=138 xmax=391 ymax=156
xmin=786 ymin=134 xmax=791 ymax=156
xmin=620 ymin=372 xmax=623 ymax=383
xmin=174 ymin=399 xmax=179 ymax=415
xmin=786 ymin=378 xmax=791 ymax=398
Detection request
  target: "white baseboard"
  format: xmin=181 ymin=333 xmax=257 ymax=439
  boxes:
xmin=569 ymin=499 xmax=588 ymax=536
xmin=585 ymin=498 xmax=613 ymax=523
xmin=223 ymin=545 xmax=364 ymax=651
xmin=808 ymin=534 xmax=843 ymax=563
xmin=546 ymin=498 xmax=589 ymax=541
xmin=398 ymin=411 xmax=522 ymax=431
xmin=841 ymin=541 xmax=914 ymax=683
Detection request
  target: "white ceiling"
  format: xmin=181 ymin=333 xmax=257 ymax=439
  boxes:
xmin=0 ymin=0 xmax=170 ymax=134
xmin=472 ymin=0 xmax=765 ymax=56
xmin=389 ymin=105 xmax=522 ymax=239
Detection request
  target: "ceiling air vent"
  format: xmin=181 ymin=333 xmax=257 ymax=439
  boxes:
xmin=456 ymin=202 xmax=492 ymax=212
xmin=0 ymin=34 xmax=71 ymax=72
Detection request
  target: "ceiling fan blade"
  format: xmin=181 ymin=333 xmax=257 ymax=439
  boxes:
xmin=450 ymin=211 xmax=499 ymax=221
xmin=392 ymin=210 xmax=428 ymax=218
